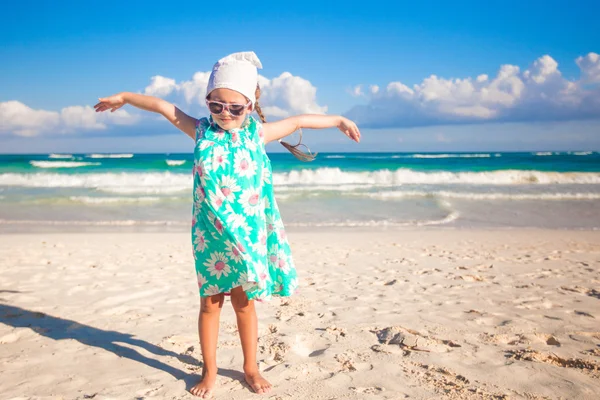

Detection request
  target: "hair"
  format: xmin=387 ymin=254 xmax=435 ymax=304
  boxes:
xmin=254 ymin=85 xmax=317 ymax=162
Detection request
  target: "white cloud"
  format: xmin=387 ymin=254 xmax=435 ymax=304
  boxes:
xmin=144 ymin=76 xmax=178 ymax=97
xmin=0 ymin=101 xmax=60 ymax=136
xmin=0 ymin=101 xmax=139 ymax=137
xmin=143 ymin=71 xmax=327 ymax=119
xmin=1 ymin=67 xmax=326 ymax=137
xmin=350 ymin=85 xmax=363 ymax=97
xmin=346 ymin=52 xmax=600 ymax=128
xmin=256 ymin=72 xmax=327 ymax=117
xmin=576 ymin=52 xmax=600 ymax=83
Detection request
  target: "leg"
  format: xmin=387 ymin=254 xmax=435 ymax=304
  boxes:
xmin=191 ymin=293 xmax=225 ymax=398
xmin=230 ymin=286 xmax=272 ymax=394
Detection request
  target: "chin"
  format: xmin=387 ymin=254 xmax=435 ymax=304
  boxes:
xmin=216 ymin=118 xmax=242 ymax=130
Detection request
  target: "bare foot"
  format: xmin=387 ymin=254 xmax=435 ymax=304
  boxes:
xmin=190 ymin=368 xmax=217 ymax=398
xmin=244 ymin=369 xmax=272 ymax=394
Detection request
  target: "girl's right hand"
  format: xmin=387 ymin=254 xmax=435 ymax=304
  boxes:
xmin=94 ymin=93 xmax=126 ymax=113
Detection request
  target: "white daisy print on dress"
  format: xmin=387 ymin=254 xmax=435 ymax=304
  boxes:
xmin=194 ymin=185 xmax=206 ymax=204
xmin=250 ymin=228 xmax=268 ymax=256
xmin=197 ymin=272 xmax=208 ymax=289
xmin=208 ymin=189 xmax=226 ymax=211
xmin=254 ymin=260 xmax=270 ymax=287
xmin=224 ymin=204 xmax=251 ymax=234
xmin=234 ymin=149 xmax=257 ymax=178
xmin=276 ymin=249 xmax=291 ymax=273
xmin=267 ymin=244 xmax=279 ymax=268
xmin=261 ymin=165 xmax=271 ymax=185
xmin=225 ymin=240 xmax=245 ymax=264
xmin=193 ymin=162 xmax=209 ymax=187
xmin=238 ymin=188 xmax=262 ymax=216
xmin=203 ymin=284 xmax=222 ymax=296
xmin=212 ymin=145 xmax=230 ymax=170
xmin=199 ymin=140 xmax=215 ymax=151
xmin=203 ymin=251 xmax=232 ymax=280
xmin=244 ymin=135 xmax=258 ymax=152
xmin=218 ymin=175 xmax=241 ymax=201
xmin=230 ymin=129 xmax=243 ymax=148
xmin=193 ymin=227 xmax=209 ymax=253
xmin=212 ymin=128 xmax=226 ymax=141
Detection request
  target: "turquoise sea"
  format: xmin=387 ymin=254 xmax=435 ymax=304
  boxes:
xmin=1 ymin=151 xmax=599 ymax=232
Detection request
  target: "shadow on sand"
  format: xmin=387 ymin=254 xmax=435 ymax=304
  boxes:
xmin=0 ymin=303 xmax=246 ymax=393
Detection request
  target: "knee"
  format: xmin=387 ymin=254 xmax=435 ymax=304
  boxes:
xmin=231 ymin=290 xmax=253 ymax=313
xmin=200 ymin=294 xmax=224 ymax=314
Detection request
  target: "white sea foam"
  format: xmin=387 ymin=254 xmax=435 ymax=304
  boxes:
xmin=273 ymin=168 xmax=600 ymax=186
xmin=30 ymin=161 xmax=101 ymax=168
xmin=48 ymin=154 xmax=73 ymax=159
xmin=366 ymin=191 xmax=600 ymax=201
xmin=0 ymin=172 xmax=191 ymax=193
xmin=408 ymin=153 xmax=492 ymax=158
xmin=0 ymin=219 xmax=188 ymax=226
xmin=166 ymin=160 xmax=186 ymax=166
xmin=86 ymin=153 xmax=134 ymax=159
xmin=3 ymin=169 xmax=600 ymax=191
xmin=68 ymin=196 xmax=170 ymax=204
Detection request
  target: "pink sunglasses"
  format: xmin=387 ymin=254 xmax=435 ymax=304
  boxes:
xmin=205 ymin=100 xmax=251 ymax=117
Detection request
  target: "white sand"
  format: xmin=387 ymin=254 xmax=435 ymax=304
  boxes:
xmin=1 ymin=230 xmax=599 ymax=399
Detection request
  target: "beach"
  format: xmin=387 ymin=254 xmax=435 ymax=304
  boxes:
xmin=1 ymin=229 xmax=599 ymax=399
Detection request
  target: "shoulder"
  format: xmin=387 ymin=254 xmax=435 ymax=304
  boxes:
xmin=247 ymin=116 xmax=266 ymax=143
xmin=195 ymin=117 xmax=210 ymax=140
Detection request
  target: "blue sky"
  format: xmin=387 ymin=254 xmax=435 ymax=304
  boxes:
xmin=1 ymin=1 xmax=599 ymax=153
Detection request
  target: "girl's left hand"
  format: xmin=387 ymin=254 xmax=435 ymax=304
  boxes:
xmin=338 ymin=117 xmax=361 ymax=143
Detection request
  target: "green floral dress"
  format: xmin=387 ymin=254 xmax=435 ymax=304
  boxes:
xmin=191 ymin=116 xmax=298 ymax=301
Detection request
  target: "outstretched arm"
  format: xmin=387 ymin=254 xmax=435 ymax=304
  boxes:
xmin=94 ymin=92 xmax=198 ymax=140
xmin=262 ymin=115 xmax=361 ymax=144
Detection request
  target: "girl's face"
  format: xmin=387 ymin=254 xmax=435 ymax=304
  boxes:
xmin=206 ymin=88 xmax=252 ymax=131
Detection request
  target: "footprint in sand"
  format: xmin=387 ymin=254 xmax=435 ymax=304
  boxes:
xmin=456 ymin=274 xmax=486 ymax=282
xmin=481 ymin=332 xmax=560 ymax=346
xmin=0 ymin=330 xmax=23 ymax=344
xmin=351 ymin=386 xmax=385 ymax=394
xmin=334 ymin=353 xmax=356 ymax=372
xmin=258 ymin=335 xmax=290 ymax=363
xmin=409 ymin=362 xmax=507 ymax=399
xmin=371 ymin=326 xmax=460 ymax=353
xmin=505 ymin=349 xmax=600 ymax=377
xmin=568 ymin=331 xmax=600 ymax=344
xmin=574 ymin=310 xmax=595 ymax=318
xmin=561 ymin=286 xmax=600 ymax=299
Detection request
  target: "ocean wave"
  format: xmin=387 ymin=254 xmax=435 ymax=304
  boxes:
xmin=286 ymin=212 xmax=459 ymax=228
xmin=86 ymin=153 xmax=134 ymax=159
xmin=406 ymin=153 xmax=493 ymax=158
xmin=324 ymin=155 xmax=346 ymax=159
xmin=572 ymin=151 xmax=593 ymax=156
xmin=166 ymin=160 xmax=186 ymax=166
xmin=0 ymin=219 xmax=188 ymax=226
xmin=534 ymin=152 xmax=556 ymax=156
xmin=48 ymin=154 xmax=73 ymax=159
xmin=273 ymin=168 xmax=600 ymax=185
xmin=2 ymin=168 xmax=600 ymax=191
xmin=367 ymin=191 xmax=600 ymax=201
xmin=30 ymin=161 xmax=101 ymax=168
xmin=0 ymin=172 xmax=191 ymax=192
xmin=68 ymin=196 xmax=172 ymax=204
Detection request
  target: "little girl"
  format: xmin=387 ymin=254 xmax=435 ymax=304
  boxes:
xmin=94 ymin=51 xmax=361 ymax=398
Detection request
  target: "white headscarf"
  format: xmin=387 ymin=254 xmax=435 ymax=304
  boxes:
xmin=206 ymin=51 xmax=263 ymax=107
